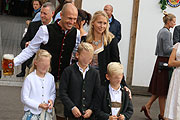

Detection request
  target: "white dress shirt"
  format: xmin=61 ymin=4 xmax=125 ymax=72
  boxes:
xmin=14 ymin=24 xmax=81 ymax=66
xmin=109 ymin=84 xmax=122 ymax=116
xmin=21 ymin=70 xmax=56 ymax=115
xmin=77 ymin=62 xmax=89 ymax=79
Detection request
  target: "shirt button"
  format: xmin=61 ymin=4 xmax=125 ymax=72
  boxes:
xmin=61 ymin=56 xmax=63 ymax=58
xmin=42 ymin=87 xmax=44 ymax=89
xmin=83 ymin=90 xmax=85 ymax=92
xmin=63 ymin=43 xmax=65 ymax=46
xmin=42 ymin=95 xmax=44 ymax=97
xmin=83 ymin=104 xmax=85 ymax=107
xmin=83 ymin=97 xmax=85 ymax=100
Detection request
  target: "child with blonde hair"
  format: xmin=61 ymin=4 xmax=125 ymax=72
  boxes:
xmin=59 ymin=42 xmax=100 ymax=119
xmin=94 ymin=62 xmax=133 ymax=120
xmin=21 ymin=49 xmax=56 ymax=120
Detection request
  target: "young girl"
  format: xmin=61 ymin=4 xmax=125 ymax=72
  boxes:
xmin=21 ymin=49 xmax=56 ymax=120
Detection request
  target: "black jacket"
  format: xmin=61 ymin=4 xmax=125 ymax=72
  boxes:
xmin=83 ymin=37 xmax=126 ymax=87
xmin=173 ymin=25 xmax=180 ymax=45
xmin=109 ymin=15 xmax=121 ymax=42
xmin=59 ymin=63 xmax=101 ymax=119
xmin=94 ymin=85 xmax=133 ymax=120
xmin=20 ymin=20 xmax=42 ymax=49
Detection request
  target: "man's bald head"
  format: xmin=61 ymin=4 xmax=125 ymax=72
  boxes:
xmin=61 ymin=3 xmax=77 ymax=15
xmin=104 ymin=4 xmax=113 ymax=18
xmin=60 ymin=3 xmax=78 ymax=30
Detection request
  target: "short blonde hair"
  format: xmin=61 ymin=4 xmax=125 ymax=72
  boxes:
xmin=107 ymin=62 xmax=123 ymax=76
xmin=77 ymin=42 xmax=94 ymax=54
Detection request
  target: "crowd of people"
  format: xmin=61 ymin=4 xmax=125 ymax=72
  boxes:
xmin=3 ymin=0 xmax=180 ymax=120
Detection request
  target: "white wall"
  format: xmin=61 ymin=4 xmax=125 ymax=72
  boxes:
xmin=82 ymin=0 xmax=133 ymax=77
xmin=132 ymin=0 xmax=180 ymax=87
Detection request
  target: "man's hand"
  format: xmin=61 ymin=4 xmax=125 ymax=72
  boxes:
xmin=109 ymin=115 xmax=118 ymax=120
xmin=72 ymin=106 xmax=82 ymax=118
xmin=25 ymin=42 xmax=30 ymax=47
xmin=82 ymin=109 xmax=92 ymax=118
xmin=118 ymin=114 xmax=125 ymax=120
xmin=124 ymin=86 xmax=132 ymax=99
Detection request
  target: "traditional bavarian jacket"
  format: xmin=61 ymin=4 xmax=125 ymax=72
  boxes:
xmin=59 ymin=63 xmax=101 ymax=119
xmin=94 ymin=85 xmax=133 ymax=120
xmin=41 ymin=22 xmax=77 ymax=81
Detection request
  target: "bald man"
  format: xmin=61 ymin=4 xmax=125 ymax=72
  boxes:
xmin=104 ymin=5 xmax=121 ymax=42
xmin=13 ymin=3 xmax=80 ymax=120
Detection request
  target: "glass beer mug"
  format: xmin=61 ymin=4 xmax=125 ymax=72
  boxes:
xmin=2 ymin=54 xmax=14 ymax=76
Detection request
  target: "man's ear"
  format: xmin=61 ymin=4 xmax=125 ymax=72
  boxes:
xmin=75 ymin=52 xmax=79 ymax=59
xmin=52 ymin=11 xmax=55 ymax=17
xmin=106 ymin=74 xmax=110 ymax=81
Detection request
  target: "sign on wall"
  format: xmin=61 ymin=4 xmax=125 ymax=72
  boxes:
xmin=167 ymin=0 xmax=180 ymax=7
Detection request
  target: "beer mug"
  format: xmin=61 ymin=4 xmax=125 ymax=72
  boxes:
xmin=2 ymin=54 xmax=14 ymax=76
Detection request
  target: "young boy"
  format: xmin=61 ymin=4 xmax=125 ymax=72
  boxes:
xmin=94 ymin=62 xmax=133 ymax=120
xmin=59 ymin=42 xmax=100 ymax=120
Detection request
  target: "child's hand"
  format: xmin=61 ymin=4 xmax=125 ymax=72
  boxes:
xmin=82 ymin=109 xmax=92 ymax=118
xmin=48 ymin=99 xmax=53 ymax=110
xmin=124 ymin=86 xmax=132 ymax=99
xmin=109 ymin=115 xmax=118 ymax=120
xmin=72 ymin=106 xmax=82 ymax=118
xmin=39 ymin=103 xmax=49 ymax=110
xmin=118 ymin=114 xmax=125 ymax=120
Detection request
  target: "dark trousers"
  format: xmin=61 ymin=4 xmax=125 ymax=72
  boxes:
xmin=56 ymin=116 xmax=65 ymax=120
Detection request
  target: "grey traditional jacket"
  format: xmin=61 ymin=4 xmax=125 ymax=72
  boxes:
xmin=155 ymin=27 xmax=173 ymax=57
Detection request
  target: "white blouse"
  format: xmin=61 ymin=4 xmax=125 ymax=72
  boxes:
xmin=21 ymin=70 xmax=56 ymax=114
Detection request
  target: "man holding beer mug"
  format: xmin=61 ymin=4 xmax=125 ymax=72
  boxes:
xmin=16 ymin=2 xmax=55 ymax=77
xmin=13 ymin=3 xmax=80 ymax=120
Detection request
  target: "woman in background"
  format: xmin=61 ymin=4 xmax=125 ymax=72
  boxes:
xmin=141 ymin=11 xmax=176 ymax=120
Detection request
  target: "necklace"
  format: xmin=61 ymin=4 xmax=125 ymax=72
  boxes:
xmin=92 ymin=40 xmax=101 ymax=46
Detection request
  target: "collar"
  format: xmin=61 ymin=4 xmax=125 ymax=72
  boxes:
xmin=57 ymin=21 xmax=68 ymax=34
xmin=42 ymin=18 xmax=53 ymax=25
xmin=34 ymin=8 xmax=41 ymax=13
xmin=109 ymin=84 xmax=121 ymax=92
xmin=76 ymin=62 xmax=89 ymax=73
xmin=109 ymin=17 xmax=112 ymax=23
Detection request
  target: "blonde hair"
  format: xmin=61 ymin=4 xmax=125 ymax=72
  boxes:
xmin=28 ymin=49 xmax=52 ymax=75
xmin=77 ymin=42 xmax=94 ymax=54
xmin=163 ymin=11 xmax=176 ymax=24
xmin=86 ymin=11 xmax=114 ymax=46
xmin=107 ymin=62 xmax=124 ymax=76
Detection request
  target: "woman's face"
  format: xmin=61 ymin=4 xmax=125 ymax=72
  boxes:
xmin=92 ymin=15 xmax=107 ymax=34
xmin=33 ymin=1 xmax=41 ymax=10
xmin=169 ymin=18 xmax=176 ymax=28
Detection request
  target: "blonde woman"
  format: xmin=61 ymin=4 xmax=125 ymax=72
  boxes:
xmin=21 ymin=49 xmax=56 ymax=120
xmin=141 ymin=12 xmax=176 ymax=120
xmin=84 ymin=11 xmax=127 ymax=87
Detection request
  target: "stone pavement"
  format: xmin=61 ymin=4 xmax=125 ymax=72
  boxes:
xmin=0 ymin=15 xmax=27 ymax=86
xmin=0 ymin=86 xmax=160 ymax=120
xmin=0 ymin=15 xmax=161 ymax=120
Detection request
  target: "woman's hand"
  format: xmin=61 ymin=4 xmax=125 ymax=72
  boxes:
xmin=124 ymin=86 xmax=132 ymax=99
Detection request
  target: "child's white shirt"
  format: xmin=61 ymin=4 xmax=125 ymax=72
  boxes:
xmin=109 ymin=84 xmax=122 ymax=116
xmin=21 ymin=70 xmax=56 ymax=115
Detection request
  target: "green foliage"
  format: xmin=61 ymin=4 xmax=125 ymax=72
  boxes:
xmin=159 ymin=0 xmax=167 ymax=10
